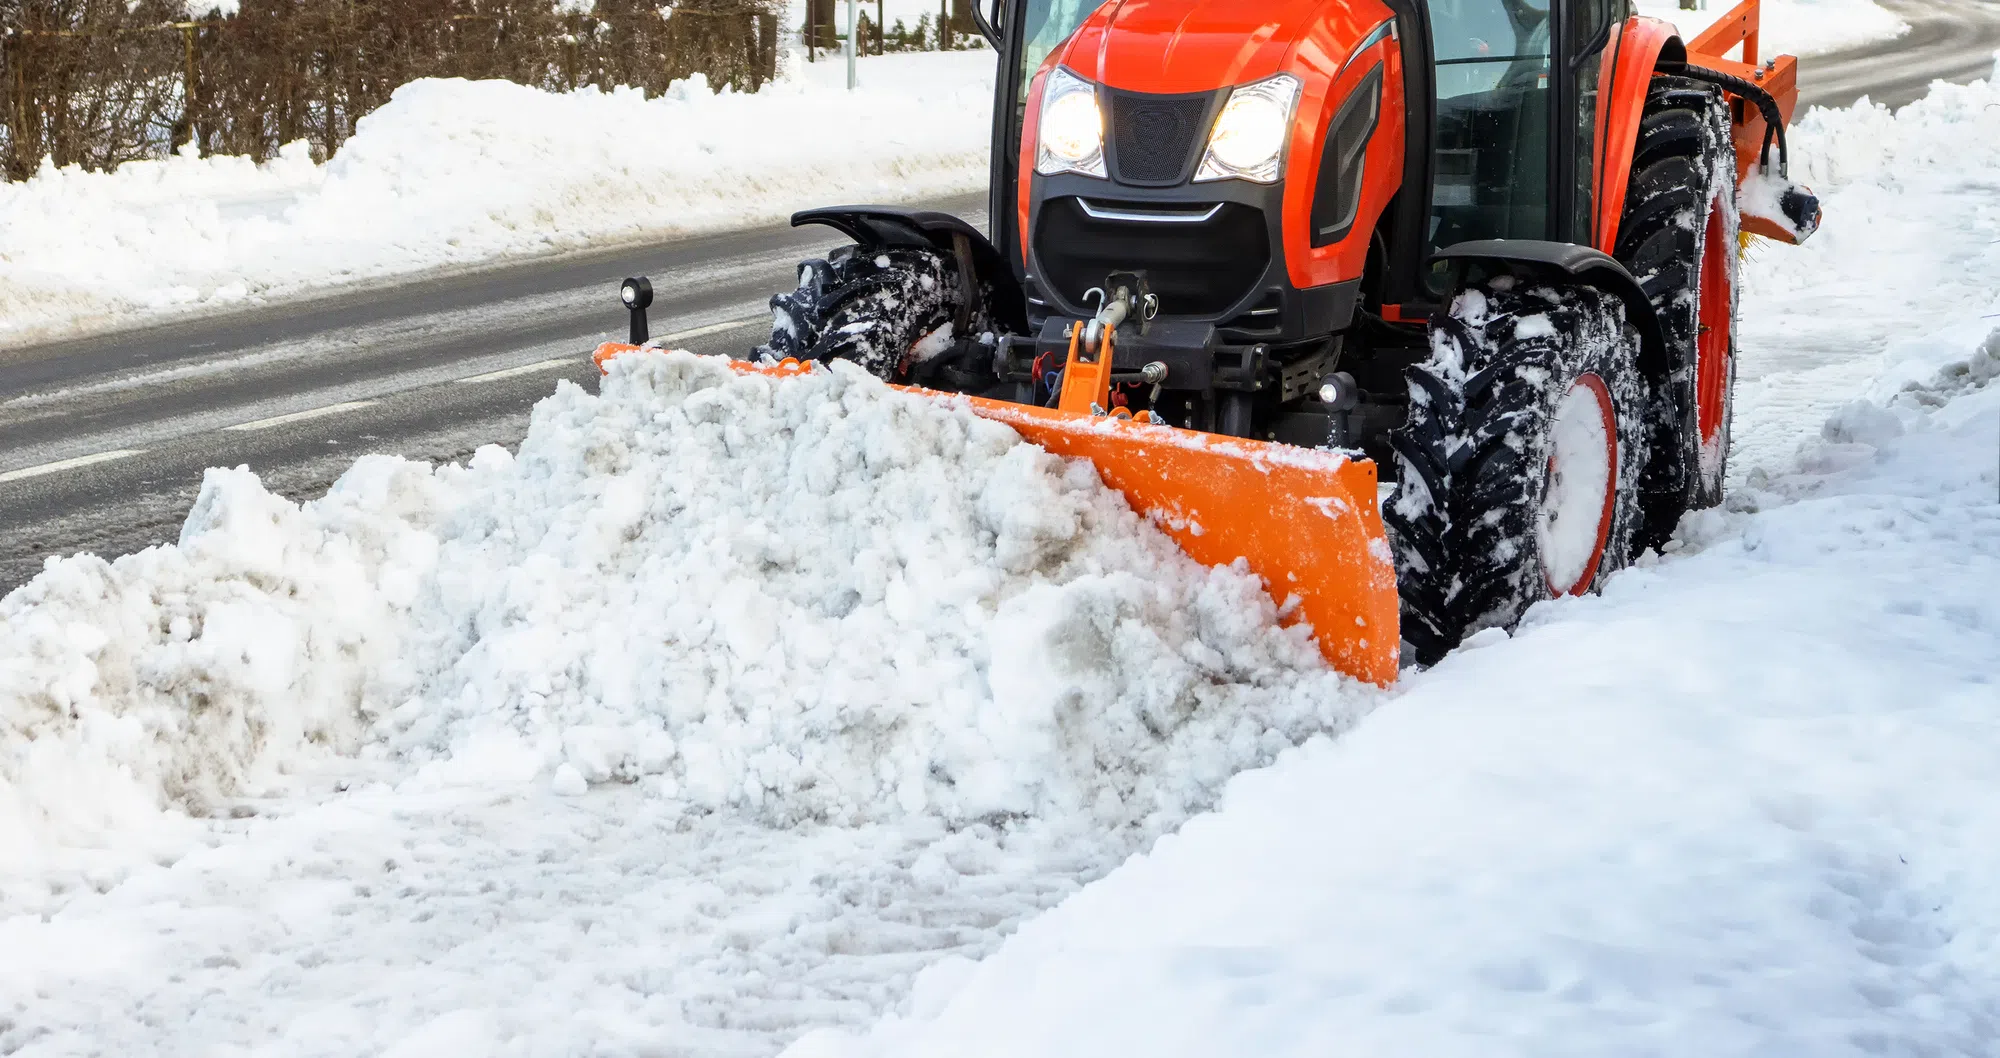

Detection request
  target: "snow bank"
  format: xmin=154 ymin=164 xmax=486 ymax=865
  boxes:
xmin=1 ymin=352 xmax=1367 ymax=883
xmin=0 ymin=469 xmax=405 ymax=874
xmin=1732 ymin=77 xmax=2000 ymax=475
xmin=0 ymin=51 xmax=993 ymax=347
xmin=1636 ymin=0 xmax=1905 ymax=57
xmin=0 ymin=460 xmax=449 ymax=881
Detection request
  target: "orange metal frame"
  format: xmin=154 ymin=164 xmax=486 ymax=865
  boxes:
xmin=1685 ymin=0 xmax=1805 ymax=242
xmin=1597 ymin=0 xmax=1803 ymax=250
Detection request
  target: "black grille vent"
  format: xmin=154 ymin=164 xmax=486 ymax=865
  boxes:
xmin=1108 ymin=90 xmax=1212 ymax=186
xmin=1034 ymin=197 xmax=1269 ymax=317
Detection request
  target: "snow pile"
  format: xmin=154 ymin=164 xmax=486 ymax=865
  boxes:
xmin=1731 ymin=76 xmax=2000 ymax=475
xmin=1 ymin=352 xmax=1367 ymax=882
xmin=383 ymin=353 xmax=1361 ymax=828
xmin=0 ymin=461 xmax=446 ymax=880
xmin=788 ymin=310 xmax=2000 ymax=1058
xmin=0 ymin=51 xmax=994 ymax=346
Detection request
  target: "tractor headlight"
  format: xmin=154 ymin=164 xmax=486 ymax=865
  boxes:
xmin=1196 ymin=74 xmax=1303 ymax=184
xmin=1036 ymin=67 xmax=1107 ymax=179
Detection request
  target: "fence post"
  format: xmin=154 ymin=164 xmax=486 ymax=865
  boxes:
xmin=4 ymin=31 xmax=31 ymax=180
xmin=178 ymin=24 xmax=202 ymax=155
xmin=845 ymin=0 xmax=856 ymax=89
xmin=2 ymin=33 xmax=14 ymax=180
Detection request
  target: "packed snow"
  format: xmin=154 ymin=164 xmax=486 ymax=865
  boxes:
xmin=789 ymin=80 xmax=2000 ymax=1057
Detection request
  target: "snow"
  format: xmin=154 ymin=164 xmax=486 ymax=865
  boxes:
xmin=1733 ymin=76 xmax=2000 ymax=476
xmin=1636 ymin=0 xmax=1907 ymax=57
xmin=799 ymin=333 xmax=2000 ymax=1058
xmin=788 ymin=81 xmax=2000 ymax=1058
xmin=2 ymin=351 xmax=1373 ymax=871
xmin=1537 ymin=376 xmax=1615 ymax=592
xmin=0 ymin=51 xmax=995 ymax=348
xmin=0 ymin=353 xmax=1370 ymax=1053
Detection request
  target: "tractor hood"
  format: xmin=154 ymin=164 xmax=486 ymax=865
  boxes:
xmin=1058 ymin=0 xmax=1336 ymax=95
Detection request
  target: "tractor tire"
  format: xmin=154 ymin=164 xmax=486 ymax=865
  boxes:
xmin=1616 ymin=76 xmax=1740 ymax=550
xmin=1385 ymin=279 xmax=1649 ymax=666
xmin=761 ymin=244 xmax=978 ymax=382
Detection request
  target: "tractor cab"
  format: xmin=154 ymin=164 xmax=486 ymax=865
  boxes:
xmin=988 ymin=0 xmax=1631 ymax=313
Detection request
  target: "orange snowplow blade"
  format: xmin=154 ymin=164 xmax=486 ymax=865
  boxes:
xmin=594 ymin=343 xmax=1401 ymax=686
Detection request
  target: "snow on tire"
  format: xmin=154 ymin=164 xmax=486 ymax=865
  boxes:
xmin=1386 ymin=278 xmax=1649 ymax=666
xmin=1617 ymin=76 xmax=1741 ymax=546
xmin=760 ymin=244 xmax=969 ymax=381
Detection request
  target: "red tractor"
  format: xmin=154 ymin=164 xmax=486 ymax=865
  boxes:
xmin=603 ymin=0 xmax=1819 ymax=680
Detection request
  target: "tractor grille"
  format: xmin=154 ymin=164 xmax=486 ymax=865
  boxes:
xmin=1108 ymin=90 xmax=1215 ymax=186
xmin=1035 ymin=196 xmax=1270 ymax=317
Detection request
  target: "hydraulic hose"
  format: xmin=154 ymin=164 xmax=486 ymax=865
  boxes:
xmin=1659 ymin=61 xmax=1790 ymax=177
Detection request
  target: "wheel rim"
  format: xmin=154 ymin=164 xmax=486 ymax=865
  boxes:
xmin=1538 ymin=373 xmax=1619 ymax=597
xmin=1696 ymin=198 xmax=1733 ymax=482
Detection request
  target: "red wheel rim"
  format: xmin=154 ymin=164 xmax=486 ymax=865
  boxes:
xmin=1696 ymin=199 xmax=1733 ymax=470
xmin=1539 ymin=372 xmax=1619 ymax=598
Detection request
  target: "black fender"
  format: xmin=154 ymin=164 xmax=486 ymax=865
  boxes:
xmin=1429 ymin=240 xmax=1667 ymax=381
xmin=791 ymin=206 xmax=1028 ymax=334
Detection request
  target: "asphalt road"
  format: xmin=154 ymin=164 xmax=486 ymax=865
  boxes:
xmin=1797 ymin=0 xmax=2000 ymax=111
xmin=2 ymin=0 xmax=1995 ymax=595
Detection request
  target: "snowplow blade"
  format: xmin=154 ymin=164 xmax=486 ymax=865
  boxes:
xmin=593 ymin=344 xmax=1400 ymax=686
xmin=967 ymin=395 xmax=1401 ymax=687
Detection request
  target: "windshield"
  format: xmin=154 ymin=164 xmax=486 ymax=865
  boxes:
xmin=1018 ymin=0 xmax=1096 ymax=109
xmin=1426 ymin=0 xmax=1555 ymax=280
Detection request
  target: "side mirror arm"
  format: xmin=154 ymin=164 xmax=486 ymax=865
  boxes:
xmin=971 ymin=0 xmax=1002 ymax=49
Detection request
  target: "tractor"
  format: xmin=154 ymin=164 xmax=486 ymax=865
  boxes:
xmin=599 ymin=0 xmax=1819 ymax=681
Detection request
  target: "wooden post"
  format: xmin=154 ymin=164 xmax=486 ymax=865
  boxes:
xmin=758 ymin=11 xmax=778 ymax=84
xmin=6 ymin=30 xmax=38 ymax=180
xmin=179 ymin=24 xmax=200 ymax=155
xmin=3 ymin=35 xmax=23 ymax=180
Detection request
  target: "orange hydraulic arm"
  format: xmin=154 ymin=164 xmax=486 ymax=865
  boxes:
xmin=1684 ymin=0 xmax=1810 ymax=242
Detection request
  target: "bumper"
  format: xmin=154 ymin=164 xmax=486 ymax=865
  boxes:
xmin=1026 ymin=172 xmax=1358 ymax=346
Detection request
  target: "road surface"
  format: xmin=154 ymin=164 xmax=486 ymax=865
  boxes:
xmin=3 ymin=0 xmax=1995 ymax=593
xmin=1797 ymin=0 xmax=2000 ymax=111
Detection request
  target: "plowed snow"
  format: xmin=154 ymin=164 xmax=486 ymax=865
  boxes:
xmin=2 ymin=352 xmax=1367 ymax=890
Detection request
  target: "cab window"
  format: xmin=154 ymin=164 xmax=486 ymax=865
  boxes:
xmin=1426 ymin=0 xmax=1554 ymax=276
xmin=1018 ymin=0 xmax=1096 ymax=110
